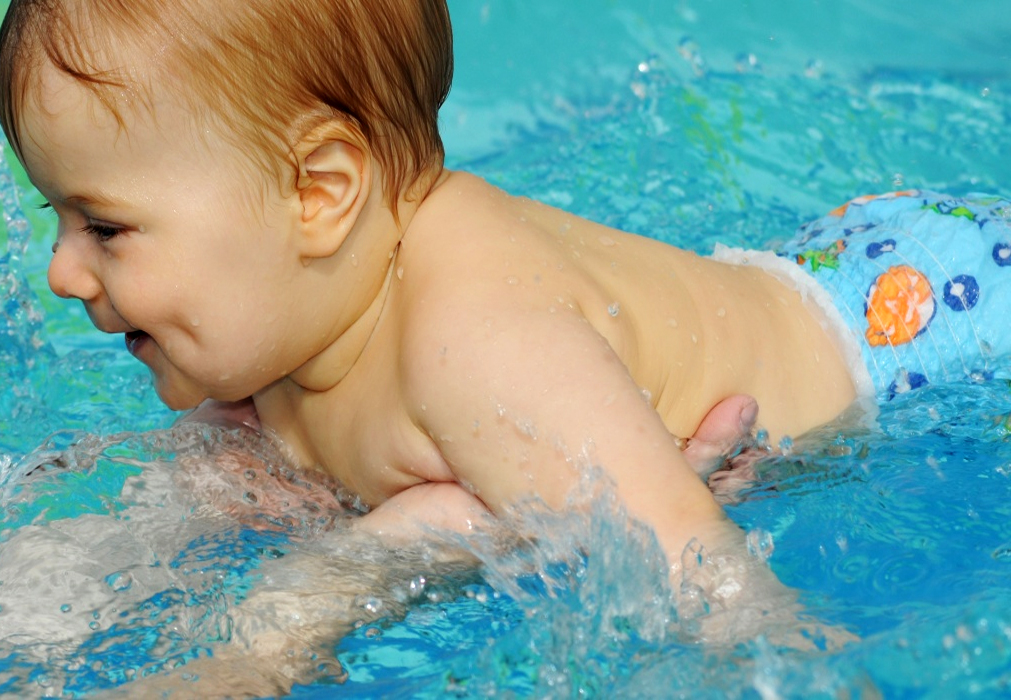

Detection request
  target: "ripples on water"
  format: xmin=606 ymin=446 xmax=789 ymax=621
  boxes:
xmin=4 ymin=0 xmax=1011 ymax=696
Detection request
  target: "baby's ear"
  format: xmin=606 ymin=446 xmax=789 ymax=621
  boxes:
xmin=294 ymin=131 xmax=370 ymax=259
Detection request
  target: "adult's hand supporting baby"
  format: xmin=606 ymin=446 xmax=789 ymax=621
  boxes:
xmin=681 ymin=394 xmax=759 ymax=480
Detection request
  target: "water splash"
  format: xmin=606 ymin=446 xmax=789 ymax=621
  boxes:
xmin=0 ymin=424 xmax=476 ymax=696
xmin=0 ymin=147 xmax=53 ymax=410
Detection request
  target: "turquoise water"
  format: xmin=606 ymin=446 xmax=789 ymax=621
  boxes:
xmin=4 ymin=0 xmax=1011 ymax=696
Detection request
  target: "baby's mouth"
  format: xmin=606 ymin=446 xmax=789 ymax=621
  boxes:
xmin=125 ymin=330 xmax=151 ymax=357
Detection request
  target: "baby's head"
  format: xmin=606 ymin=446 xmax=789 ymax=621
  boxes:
xmin=0 ymin=0 xmax=454 ymax=411
xmin=0 ymin=0 xmax=453 ymax=204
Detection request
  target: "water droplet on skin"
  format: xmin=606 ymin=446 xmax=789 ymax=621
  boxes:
xmin=190 ymin=318 xmax=201 ymax=327
xmin=350 ymin=253 xmax=359 ymax=268
xmin=607 ymin=302 xmax=620 ymax=317
xmin=691 ymin=334 xmax=698 ymax=344
xmin=515 ymin=418 xmax=537 ymax=440
xmin=716 ymin=307 xmax=726 ymax=318
xmin=598 ymin=235 xmax=616 ymax=247
xmin=505 ymin=276 xmax=520 ymax=285
xmin=641 ymin=388 xmax=652 ymax=403
xmin=396 ymin=266 xmax=404 ymax=280
xmin=667 ymin=318 xmax=678 ymax=328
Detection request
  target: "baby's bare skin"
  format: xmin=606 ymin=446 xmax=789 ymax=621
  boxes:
xmin=23 ymin=61 xmax=852 ymax=606
xmin=254 ymin=171 xmax=855 ymax=568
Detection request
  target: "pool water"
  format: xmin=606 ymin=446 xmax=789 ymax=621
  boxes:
xmin=4 ymin=0 xmax=1011 ymax=696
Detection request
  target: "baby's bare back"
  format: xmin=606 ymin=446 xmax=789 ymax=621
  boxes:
xmin=415 ymin=173 xmax=856 ymax=443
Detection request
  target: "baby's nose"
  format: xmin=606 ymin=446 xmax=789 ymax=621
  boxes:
xmin=47 ymin=234 xmax=102 ymax=302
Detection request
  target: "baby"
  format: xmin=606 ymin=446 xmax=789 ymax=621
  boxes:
xmin=3 ymin=0 xmax=1010 ymax=638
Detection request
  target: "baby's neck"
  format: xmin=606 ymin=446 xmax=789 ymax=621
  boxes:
xmin=268 ymin=168 xmax=448 ymax=396
xmin=287 ymin=242 xmax=400 ymax=392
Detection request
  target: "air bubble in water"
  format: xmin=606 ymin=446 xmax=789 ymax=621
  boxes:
xmin=734 ymin=52 xmax=760 ymax=73
xmin=746 ymin=529 xmax=775 ymax=562
xmin=105 ymin=571 xmax=134 ymax=592
xmin=358 ymin=596 xmax=383 ymax=614
xmin=677 ymin=37 xmax=706 ymax=76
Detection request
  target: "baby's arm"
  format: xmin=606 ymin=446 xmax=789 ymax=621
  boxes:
xmin=182 ymin=393 xmax=759 ymax=495
xmin=400 ymin=287 xmax=824 ymax=644
xmin=404 ymin=290 xmax=731 ymax=550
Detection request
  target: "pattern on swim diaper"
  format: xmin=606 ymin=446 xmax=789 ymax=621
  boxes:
xmin=827 ymin=190 xmax=918 ymax=218
xmin=778 ymin=190 xmax=1011 ymax=395
xmin=795 ymin=238 xmax=846 ymax=271
xmin=864 ymin=265 xmax=935 ymax=347
xmin=943 ymin=275 xmax=979 ymax=311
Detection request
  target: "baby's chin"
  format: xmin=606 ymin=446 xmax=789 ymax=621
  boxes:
xmin=150 ymin=373 xmax=211 ymax=412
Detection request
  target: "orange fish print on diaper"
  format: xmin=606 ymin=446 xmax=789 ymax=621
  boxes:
xmin=865 ymin=265 xmax=935 ymax=347
xmin=829 ymin=190 xmax=917 ymax=218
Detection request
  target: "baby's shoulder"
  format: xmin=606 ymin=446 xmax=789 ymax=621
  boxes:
xmin=399 ymin=174 xmax=569 ymax=296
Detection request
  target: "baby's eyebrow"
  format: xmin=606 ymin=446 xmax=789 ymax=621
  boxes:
xmin=63 ymin=192 xmax=127 ymax=209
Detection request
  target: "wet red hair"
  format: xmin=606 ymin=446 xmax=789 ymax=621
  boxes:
xmin=0 ymin=0 xmax=453 ymax=204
